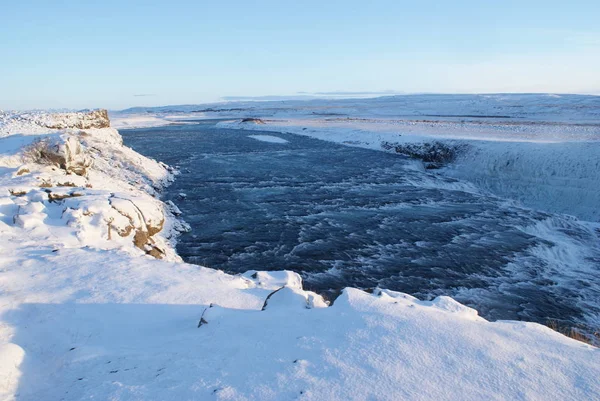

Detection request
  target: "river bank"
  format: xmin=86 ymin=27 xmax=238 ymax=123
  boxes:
xmin=0 ymin=110 xmax=598 ymax=401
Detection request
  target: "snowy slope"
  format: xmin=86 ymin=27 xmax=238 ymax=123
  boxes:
xmin=0 ymin=110 xmax=599 ymax=401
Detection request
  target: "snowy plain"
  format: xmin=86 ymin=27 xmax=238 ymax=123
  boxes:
xmin=0 ymin=97 xmax=599 ymax=401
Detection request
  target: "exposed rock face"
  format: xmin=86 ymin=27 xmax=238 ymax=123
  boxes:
xmin=240 ymin=118 xmax=266 ymax=124
xmin=44 ymin=109 xmax=111 ymax=130
xmin=108 ymin=196 xmax=166 ymax=259
xmin=25 ymin=134 xmax=93 ymax=176
xmin=62 ymin=135 xmax=94 ymax=175
xmin=381 ymin=140 xmax=469 ymax=168
xmin=146 ymin=218 xmax=164 ymax=236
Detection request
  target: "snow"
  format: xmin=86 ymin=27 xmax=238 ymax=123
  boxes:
xmin=109 ymin=113 xmax=175 ymax=129
xmin=195 ymin=94 xmax=600 ymax=222
xmin=109 ymin=111 xmax=208 ymax=129
xmin=445 ymin=141 xmax=600 ymax=221
xmin=113 ymin=93 xmax=600 ymax=124
xmin=248 ymin=134 xmax=289 ymax=144
xmin=220 ymin=118 xmax=600 ymax=221
xmin=0 ymin=108 xmax=599 ymax=400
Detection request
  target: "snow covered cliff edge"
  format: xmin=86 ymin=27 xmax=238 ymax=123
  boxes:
xmin=0 ymin=109 xmax=180 ymax=260
xmin=0 ymin=111 xmax=598 ymax=401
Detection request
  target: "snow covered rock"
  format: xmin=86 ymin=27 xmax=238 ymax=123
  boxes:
xmin=0 ymin=111 xmax=176 ymax=259
xmin=240 ymin=117 xmax=266 ymax=124
xmin=261 ymin=286 xmax=317 ymax=311
xmin=381 ymin=140 xmax=469 ymax=169
xmin=42 ymin=109 xmax=110 ymax=130
xmin=22 ymin=133 xmax=93 ymax=176
xmin=243 ymin=270 xmax=304 ymax=290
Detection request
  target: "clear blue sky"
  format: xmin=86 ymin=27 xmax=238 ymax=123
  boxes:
xmin=1 ymin=0 xmax=599 ymax=110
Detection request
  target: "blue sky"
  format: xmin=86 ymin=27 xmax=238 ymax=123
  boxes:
xmin=1 ymin=0 xmax=599 ymax=110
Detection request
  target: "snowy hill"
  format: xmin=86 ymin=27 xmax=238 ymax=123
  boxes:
xmin=0 ymin=110 xmax=599 ymax=400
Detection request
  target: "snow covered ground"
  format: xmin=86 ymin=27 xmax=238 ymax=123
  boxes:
xmin=1 ymin=106 xmax=599 ymax=400
xmin=112 ymin=93 xmax=600 ymax=125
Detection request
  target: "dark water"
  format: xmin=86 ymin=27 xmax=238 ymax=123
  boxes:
xmin=121 ymin=121 xmax=600 ymax=331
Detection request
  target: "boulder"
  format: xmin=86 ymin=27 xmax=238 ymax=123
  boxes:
xmin=33 ymin=135 xmax=93 ymax=176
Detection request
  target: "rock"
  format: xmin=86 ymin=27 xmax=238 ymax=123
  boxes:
xmin=165 ymin=200 xmax=182 ymax=216
xmin=381 ymin=140 xmax=469 ymax=165
xmin=62 ymin=136 xmax=93 ymax=176
xmin=261 ymin=286 xmax=311 ymax=311
xmin=24 ymin=135 xmax=93 ymax=176
xmin=8 ymin=189 xmax=27 ymax=196
xmin=146 ymin=218 xmax=164 ymax=236
xmin=16 ymin=166 xmax=30 ymax=176
xmin=43 ymin=109 xmax=110 ymax=129
xmin=47 ymin=191 xmax=84 ymax=203
xmin=108 ymin=196 xmax=166 ymax=259
xmin=240 ymin=118 xmax=266 ymax=124
xmin=146 ymin=245 xmax=165 ymax=259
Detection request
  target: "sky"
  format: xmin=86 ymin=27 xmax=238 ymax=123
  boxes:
xmin=1 ymin=0 xmax=599 ymax=110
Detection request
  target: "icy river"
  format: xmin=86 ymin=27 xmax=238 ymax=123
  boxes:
xmin=122 ymin=120 xmax=600 ymax=333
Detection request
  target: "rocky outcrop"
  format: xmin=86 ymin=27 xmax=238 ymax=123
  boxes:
xmin=43 ymin=109 xmax=111 ymax=130
xmin=381 ymin=140 xmax=469 ymax=169
xmin=12 ymin=110 xmax=172 ymax=260
xmin=240 ymin=118 xmax=266 ymax=124
xmin=23 ymin=134 xmax=93 ymax=176
xmin=108 ymin=195 xmax=167 ymax=259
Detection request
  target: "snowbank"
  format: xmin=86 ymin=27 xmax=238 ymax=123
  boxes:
xmin=0 ymin=110 xmax=598 ymax=401
xmin=218 ymin=116 xmax=600 ymax=222
xmin=109 ymin=113 xmax=175 ymax=129
xmin=248 ymin=134 xmax=289 ymax=144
